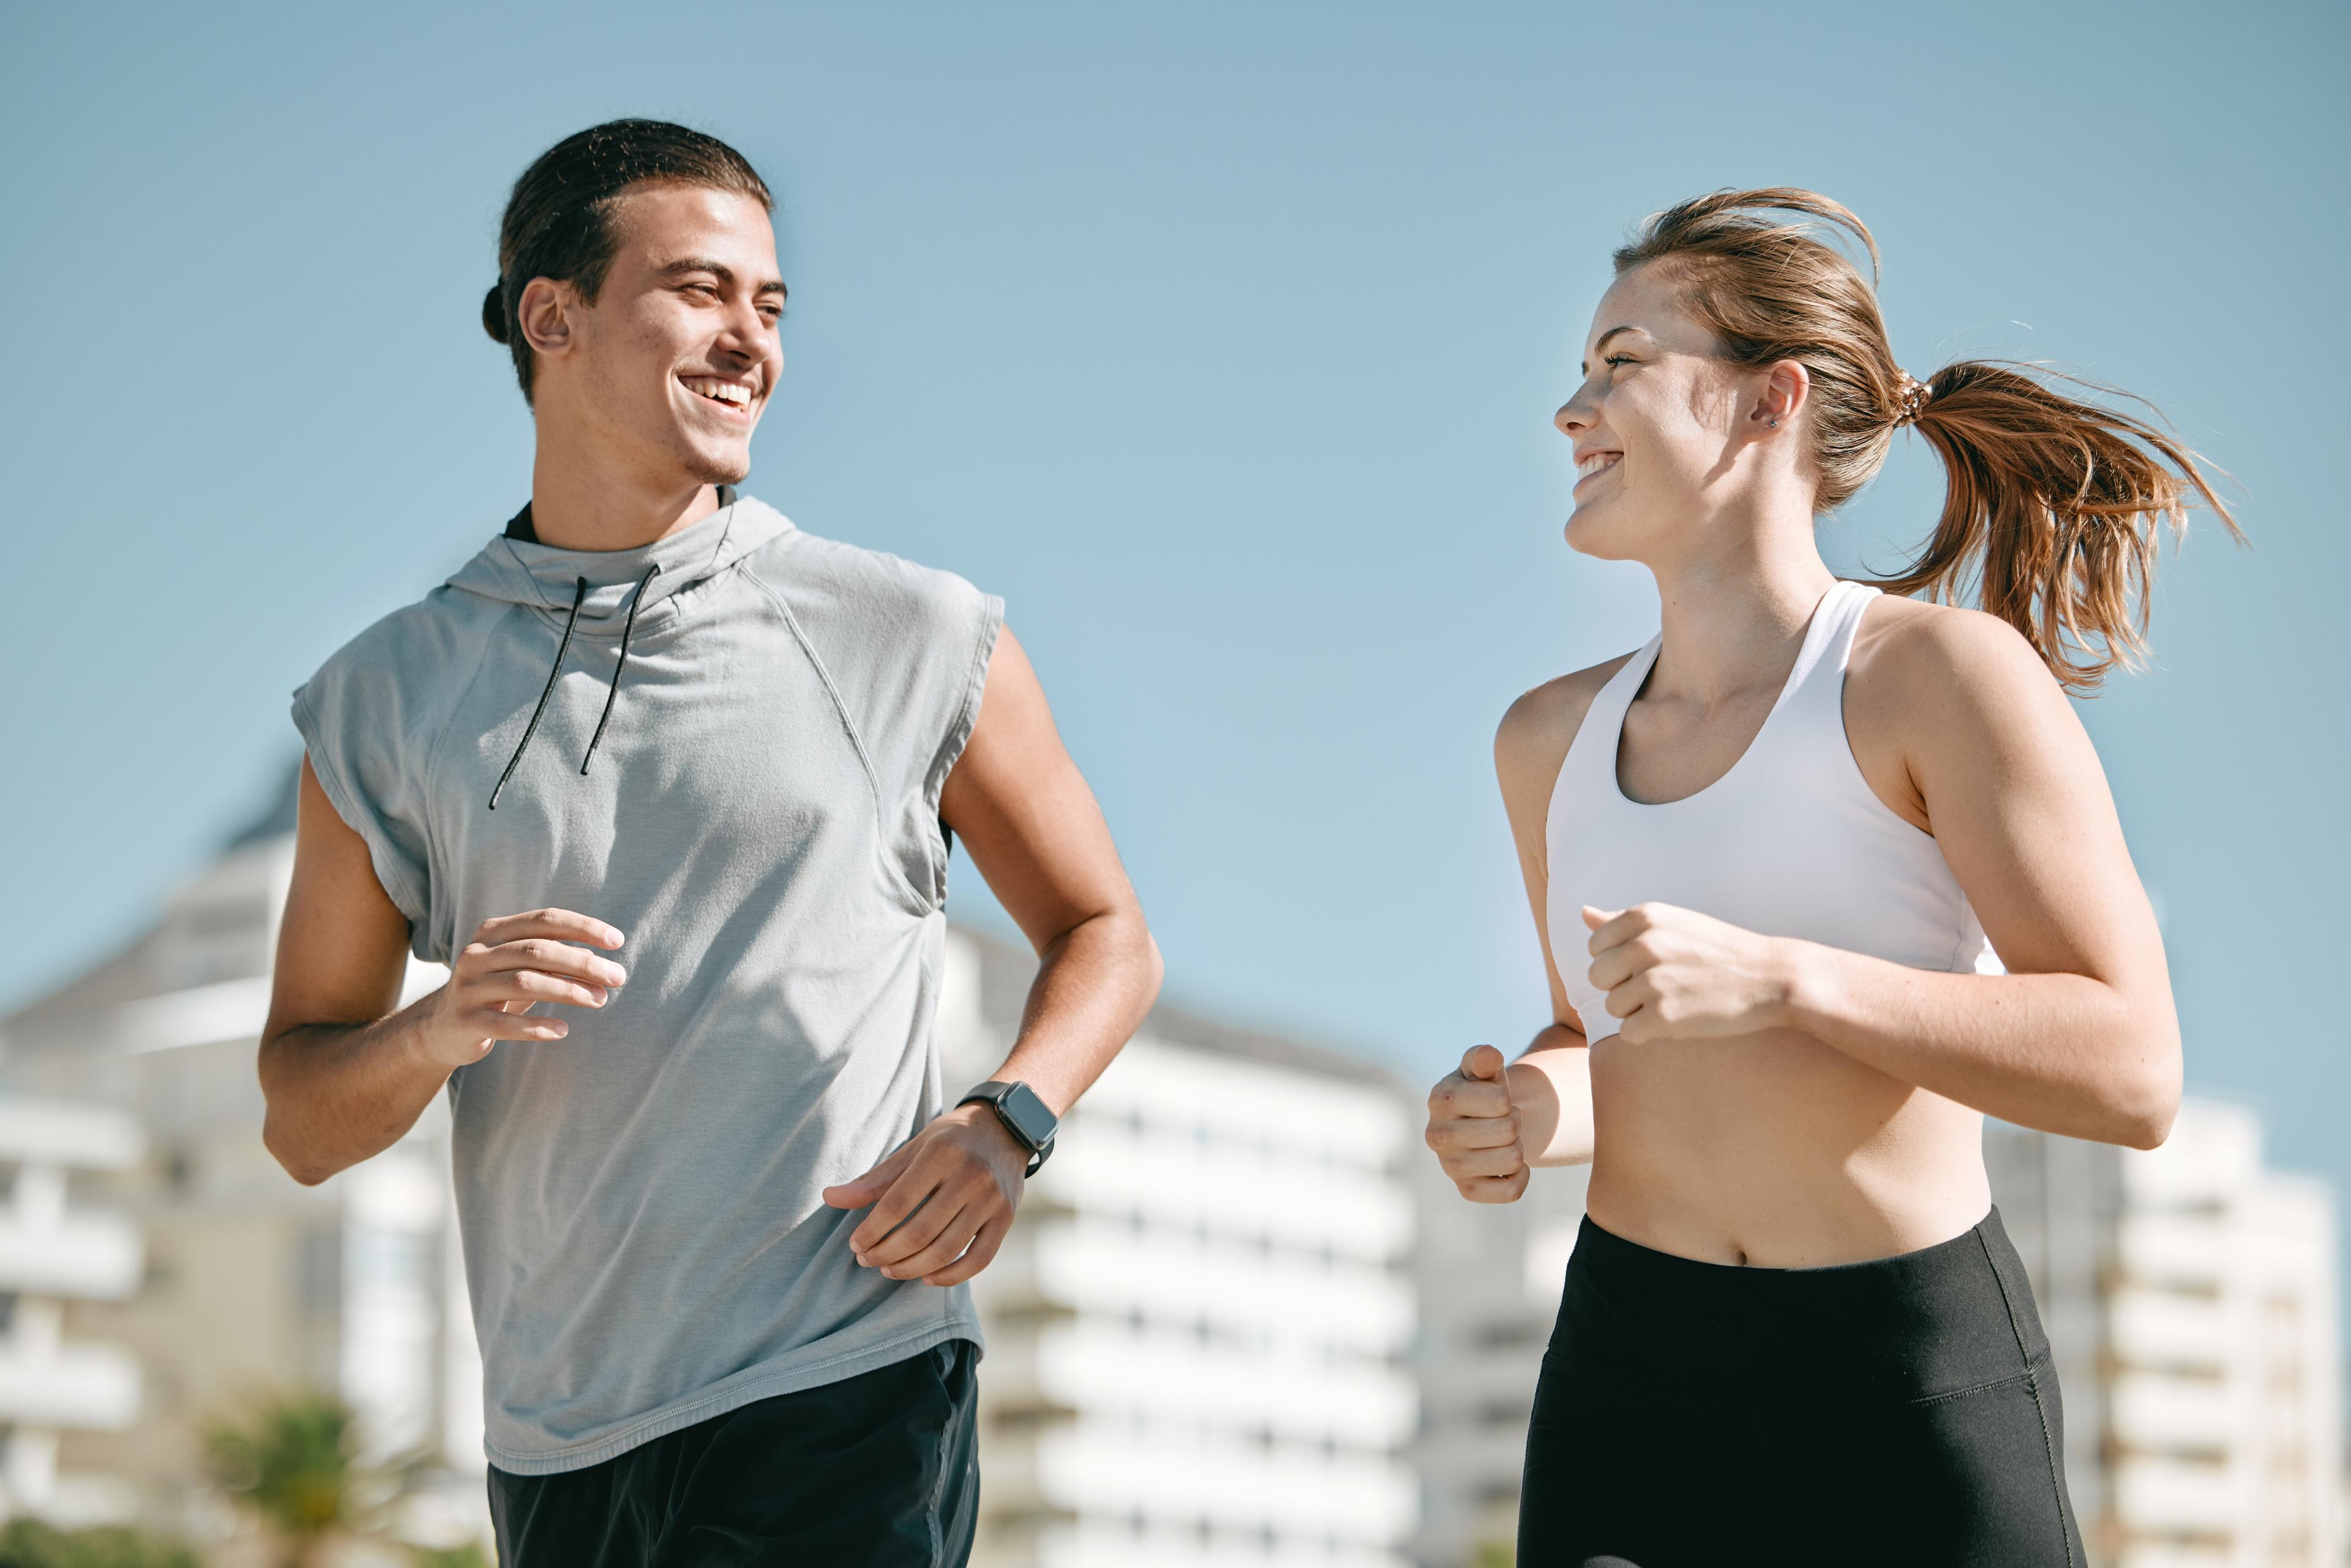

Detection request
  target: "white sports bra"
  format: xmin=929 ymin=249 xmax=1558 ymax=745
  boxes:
xmin=1547 ymin=580 xmax=2001 ymax=1042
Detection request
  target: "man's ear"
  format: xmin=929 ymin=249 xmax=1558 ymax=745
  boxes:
xmin=517 ymin=277 xmax=577 ymax=362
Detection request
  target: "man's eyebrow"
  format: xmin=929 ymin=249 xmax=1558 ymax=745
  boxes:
xmin=1579 ymin=324 xmax=1644 ymax=373
xmin=659 ymin=258 xmax=789 ymax=298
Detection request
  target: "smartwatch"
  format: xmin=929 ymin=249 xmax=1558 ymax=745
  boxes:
xmin=959 ymin=1080 xmax=1058 ymax=1177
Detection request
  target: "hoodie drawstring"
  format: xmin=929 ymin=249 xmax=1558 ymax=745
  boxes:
xmin=488 ymin=576 xmax=588 ymax=811
xmin=484 ymin=563 xmax=664 ymax=809
xmin=581 ymin=563 xmax=660 ymax=776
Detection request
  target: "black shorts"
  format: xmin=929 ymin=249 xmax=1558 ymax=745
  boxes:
xmin=1520 ymin=1209 xmax=2082 ymax=1568
xmin=489 ymin=1339 xmax=980 ymax=1568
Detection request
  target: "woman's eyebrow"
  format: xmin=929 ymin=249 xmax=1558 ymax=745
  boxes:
xmin=1580 ymin=324 xmax=1642 ymax=373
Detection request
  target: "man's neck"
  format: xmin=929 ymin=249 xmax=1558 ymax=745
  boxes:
xmin=526 ymin=446 xmax=725 ymax=553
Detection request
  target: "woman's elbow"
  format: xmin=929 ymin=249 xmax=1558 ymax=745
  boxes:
xmin=2107 ymin=1032 xmax=2183 ymax=1151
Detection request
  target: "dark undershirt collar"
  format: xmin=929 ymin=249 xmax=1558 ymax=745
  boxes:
xmin=504 ymin=485 xmax=737 ymax=545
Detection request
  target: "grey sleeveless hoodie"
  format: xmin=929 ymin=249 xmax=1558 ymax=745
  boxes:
xmin=293 ymin=495 xmax=998 ymax=1473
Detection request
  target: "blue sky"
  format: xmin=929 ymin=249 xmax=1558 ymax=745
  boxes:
xmin=4 ymin=2 xmax=2344 ymax=1214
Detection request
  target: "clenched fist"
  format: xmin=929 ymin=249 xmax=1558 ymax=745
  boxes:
xmin=1425 ymin=1044 xmax=1529 ymax=1204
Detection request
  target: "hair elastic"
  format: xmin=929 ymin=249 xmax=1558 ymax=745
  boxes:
xmin=1893 ymin=371 xmax=1933 ymax=427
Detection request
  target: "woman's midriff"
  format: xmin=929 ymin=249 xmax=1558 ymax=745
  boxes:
xmin=1581 ymin=1025 xmax=1993 ymax=1269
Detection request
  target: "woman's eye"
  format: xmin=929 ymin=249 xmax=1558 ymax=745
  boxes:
xmin=1605 ymin=354 xmax=1635 ymax=369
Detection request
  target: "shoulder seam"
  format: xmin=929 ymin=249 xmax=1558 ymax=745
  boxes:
xmin=741 ymin=569 xmax=932 ymax=915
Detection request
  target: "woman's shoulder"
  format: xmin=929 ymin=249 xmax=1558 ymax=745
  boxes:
xmin=1850 ymin=593 xmax=2063 ymax=713
xmin=1496 ymin=652 xmax=1641 ymax=799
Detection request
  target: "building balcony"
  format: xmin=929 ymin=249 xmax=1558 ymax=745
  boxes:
xmin=0 ymin=1341 xmax=140 ymax=1430
xmin=0 ymin=1211 xmax=142 ymax=1299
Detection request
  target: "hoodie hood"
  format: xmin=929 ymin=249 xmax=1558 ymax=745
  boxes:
xmin=444 ymin=491 xmax=795 ymax=808
xmin=446 ymin=491 xmax=793 ymax=631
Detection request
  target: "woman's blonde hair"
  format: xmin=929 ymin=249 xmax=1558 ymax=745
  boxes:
xmin=1615 ymin=189 xmax=2238 ymax=692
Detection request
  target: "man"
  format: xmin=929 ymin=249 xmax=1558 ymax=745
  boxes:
xmin=258 ymin=119 xmax=1161 ymax=1566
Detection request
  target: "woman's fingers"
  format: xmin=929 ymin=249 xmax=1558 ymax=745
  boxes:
xmin=1430 ymin=1112 xmax=1521 ymax=1152
xmin=1445 ymin=1144 xmax=1527 ymax=1180
xmin=1457 ymin=1169 xmax=1531 ymax=1204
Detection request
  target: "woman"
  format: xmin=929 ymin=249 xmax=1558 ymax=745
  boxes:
xmin=1424 ymin=189 xmax=2234 ymax=1567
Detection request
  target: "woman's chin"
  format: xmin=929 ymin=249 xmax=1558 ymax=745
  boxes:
xmin=1563 ymin=508 xmax=1635 ymax=562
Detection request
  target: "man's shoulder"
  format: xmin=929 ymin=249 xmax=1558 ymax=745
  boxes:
xmin=740 ymin=514 xmax=997 ymax=641
xmin=299 ymin=580 xmax=507 ymax=713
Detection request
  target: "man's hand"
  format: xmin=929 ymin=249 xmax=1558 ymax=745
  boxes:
xmin=1583 ymin=903 xmax=1796 ymax=1045
xmin=416 ymin=909 xmax=628 ymax=1068
xmin=822 ymin=1105 xmax=1029 ymax=1286
xmin=1425 ymin=1044 xmax=1529 ymax=1203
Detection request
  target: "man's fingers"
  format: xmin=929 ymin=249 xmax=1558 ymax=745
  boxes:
xmin=879 ymin=1206 xmax=985 ymax=1280
xmin=472 ymin=1009 xmax=569 ymax=1042
xmin=923 ymin=1220 xmax=1005 ymax=1288
xmin=857 ymin=1185 xmax=961 ymax=1268
xmin=822 ymin=1142 xmax=917 ymax=1212
xmin=846 ymin=1158 xmax=948 ymax=1255
xmin=484 ymin=970 xmax=609 ymax=1009
xmin=476 ymin=938 xmax=629 ymax=989
xmin=471 ymin=909 xmax=626 ymax=951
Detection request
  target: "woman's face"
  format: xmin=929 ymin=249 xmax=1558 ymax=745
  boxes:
xmin=1554 ymin=263 xmax=1755 ymax=564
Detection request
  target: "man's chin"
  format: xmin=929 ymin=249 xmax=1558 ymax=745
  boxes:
xmin=679 ymin=440 xmax=753 ymax=488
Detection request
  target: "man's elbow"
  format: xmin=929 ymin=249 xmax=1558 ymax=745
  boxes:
xmin=260 ymin=1112 xmax=336 ymax=1187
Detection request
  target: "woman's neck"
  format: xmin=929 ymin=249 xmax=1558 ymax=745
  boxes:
xmin=1646 ymin=520 xmax=1837 ymax=707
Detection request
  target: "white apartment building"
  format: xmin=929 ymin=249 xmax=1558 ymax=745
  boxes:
xmin=0 ymin=1097 xmax=144 ymax=1523
xmin=939 ymin=929 xmax=1421 ymax=1568
xmin=1 ymin=770 xmax=1426 ymax=1564
xmin=1408 ymin=1149 xmax=1589 ymax=1568
xmin=0 ymin=787 xmax=485 ymax=1545
xmin=1988 ymin=1102 xmax=2345 ymax=1568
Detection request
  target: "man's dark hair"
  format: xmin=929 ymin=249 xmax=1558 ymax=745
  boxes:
xmin=483 ymin=119 xmax=773 ymax=403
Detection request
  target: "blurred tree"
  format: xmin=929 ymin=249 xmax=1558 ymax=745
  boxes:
xmin=0 ymin=1520 xmax=201 ymax=1568
xmin=201 ymin=1392 xmax=392 ymax=1568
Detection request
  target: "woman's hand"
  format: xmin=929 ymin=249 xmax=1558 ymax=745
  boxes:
xmin=1425 ymin=1045 xmax=1529 ymax=1202
xmin=1583 ymin=903 xmax=1798 ymax=1045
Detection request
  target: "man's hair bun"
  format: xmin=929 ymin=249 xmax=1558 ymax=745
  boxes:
xmin=482 ymin=283 xmax=510 ymax=345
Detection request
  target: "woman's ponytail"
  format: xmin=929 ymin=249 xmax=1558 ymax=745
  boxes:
xmin=1614 ymin=189 xmax=2239 ymax=694
xmin=1881 ymin=362 xmax=2238 ymax=692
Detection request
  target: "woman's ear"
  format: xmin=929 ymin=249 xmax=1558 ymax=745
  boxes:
xmin=1747 ymin=360 xmax=1810 ymax=436
xmin=517 ymin=277 xmax=576 ymax=362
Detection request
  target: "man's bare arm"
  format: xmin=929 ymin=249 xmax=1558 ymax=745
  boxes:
xmin=823 ymin=628 xmax=1161 ymax=1285
xmin=257 ymin=758 xmax=625 ymax=1185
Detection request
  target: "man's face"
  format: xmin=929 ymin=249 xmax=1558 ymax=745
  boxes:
xmin=551 ymin=182 xmax=785 ymax=486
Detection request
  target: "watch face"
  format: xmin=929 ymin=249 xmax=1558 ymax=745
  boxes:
xmin=997 ymin=1081 xmax=1057 ymax=1149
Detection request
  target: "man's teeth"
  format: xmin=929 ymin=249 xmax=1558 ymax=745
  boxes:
xmin=1578 ymin=452 xmax=1619 ymax=479
xmin=682 ymin=377 xmax=753 ymax=406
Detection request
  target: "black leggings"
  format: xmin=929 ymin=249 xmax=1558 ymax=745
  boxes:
xmin=1520 ymin=1208 xmax=2081 ymax=1567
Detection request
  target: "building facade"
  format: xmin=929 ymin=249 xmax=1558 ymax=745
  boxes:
xmin=1989 ymin=1105 xmax=2345 ymax=1568
xmin=940 ymin=931 xmax=1421 ymax=1568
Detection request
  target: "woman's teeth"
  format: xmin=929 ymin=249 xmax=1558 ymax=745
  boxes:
xmin=1577 ymin=452 xmax=1621 ymax=480
xmin=681 ymin=377 xmax=752 ymax=407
